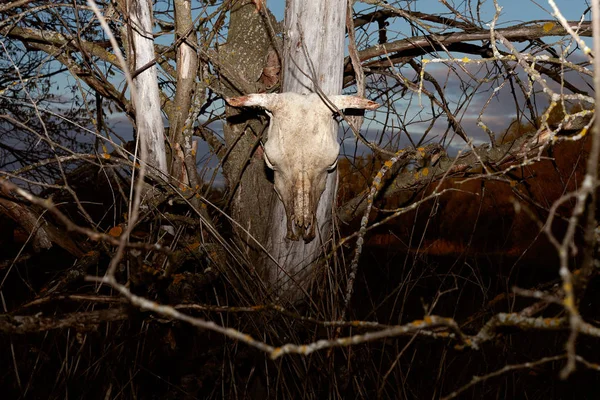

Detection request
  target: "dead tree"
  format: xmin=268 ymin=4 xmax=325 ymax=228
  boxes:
xmin=224 ymin=0 xmax=380 ymax=301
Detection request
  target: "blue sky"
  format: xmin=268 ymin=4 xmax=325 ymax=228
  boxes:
xmin=333 ymin=1 xmax=592 ymax=156
xmin=97 ymin=1 xmax=593 ymax=184
xmin=269 ymin=0 xmax=589 ymax=29
xmin=0 ymin=1 xmax=591 ymax=188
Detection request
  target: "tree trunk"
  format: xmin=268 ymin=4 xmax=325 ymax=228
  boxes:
xmin=128 ymin=0 xmax=168 ymax=174
xmin=220 ymin=1 xmax=280 ymax=277
xmin=169 ymin=0 xmax=198 ymax=189
xmin=221 ymin=0 xmax=346 ymax=302
xmin=263 ymin=0 xmax=346 ymax=300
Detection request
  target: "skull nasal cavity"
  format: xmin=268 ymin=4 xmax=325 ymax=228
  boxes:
xmin=292 ymin=174 xmax=311 ymax=228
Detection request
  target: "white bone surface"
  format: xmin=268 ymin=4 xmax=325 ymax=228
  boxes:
xmin=227 ymin=92 xmax=379 ymax=241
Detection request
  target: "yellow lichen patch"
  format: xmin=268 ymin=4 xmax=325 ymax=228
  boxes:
xmin=243 ymin=334 xmax=253 ymax=342
xmin=579 ymin=127 xmax=588 ymax=137
xmin=271 ymin=348 xmax=282 ymax=359
xmin=414 ymin=171 xmax=420 ymax=179
xmin=421 ymin=167 xmax=429 ymax=177
xmin=461 ymin=56 xmax=470 ymax=63
xmin=510 ymin=180 xmax=517 ymax=187
xmin=384 ymin=160 xmax=394 ymax=168
xmin=424 ymin=316 xmax=433 ymax=324
xmin=102 ymin=153 xmax=111 ymax=160
xmin=542 ymin=22 xmax=555 ymax=32
xmin=411 ymin=319 xmax=423 ymax=327
xmin=563 ymin=295 xmax=574 ymax=309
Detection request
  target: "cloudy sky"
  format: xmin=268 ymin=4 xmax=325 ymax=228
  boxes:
xmin=334 ymin=0 xmax=592 ymax=157
xmin=104 ymin=0 xmax=591 ymax=185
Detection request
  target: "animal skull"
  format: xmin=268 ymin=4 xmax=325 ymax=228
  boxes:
xmin=227 ymin=92 xmax=379 ymax=242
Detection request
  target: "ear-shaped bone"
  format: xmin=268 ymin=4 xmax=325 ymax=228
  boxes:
xmin=227 ymin=92 xmax=380 ymax=242
xmin=226 ymin=94 xmax=278 ymax=110
xmin=226 ymin=93 xmax=380 ymax=112
xmin=326 ymin=95 xmax=380 ymax=111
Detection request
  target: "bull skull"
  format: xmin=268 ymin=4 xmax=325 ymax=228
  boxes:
xmin=227 ymin=92 xmax=379 ymax=242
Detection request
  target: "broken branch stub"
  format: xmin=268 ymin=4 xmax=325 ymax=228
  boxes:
xmin=227 ymin=92 xmax=379 ymax=242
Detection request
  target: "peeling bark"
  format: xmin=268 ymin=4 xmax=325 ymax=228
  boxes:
xmin=128 ymin=0 xmax=168 ymax=174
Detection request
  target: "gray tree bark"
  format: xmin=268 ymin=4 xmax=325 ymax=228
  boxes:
xmin=220 ymin=1 xmax=280 ymax=276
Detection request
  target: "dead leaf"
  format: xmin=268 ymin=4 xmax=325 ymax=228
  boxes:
xmin=108 ymin=226 xmax=123 ymax=237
